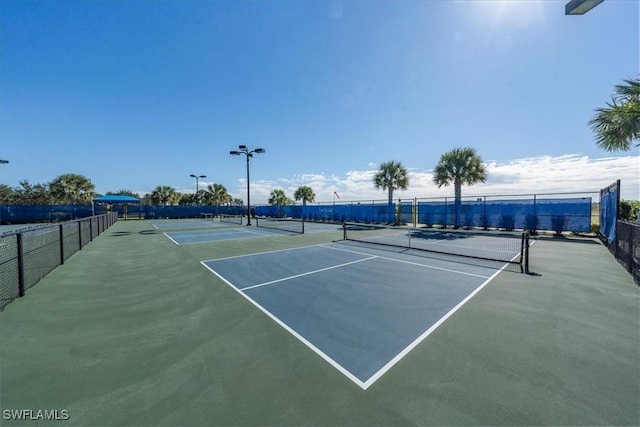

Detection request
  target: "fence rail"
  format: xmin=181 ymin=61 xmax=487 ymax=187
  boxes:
xmin=0 ymin=213 xmax=118 ymax=311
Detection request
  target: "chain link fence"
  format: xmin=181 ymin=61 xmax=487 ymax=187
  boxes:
xmin=0 ymin=213 xmax=118 ymax=311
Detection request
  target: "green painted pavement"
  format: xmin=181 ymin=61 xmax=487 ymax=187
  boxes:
xmin=1 ymin=220 xmax=638 ymax=426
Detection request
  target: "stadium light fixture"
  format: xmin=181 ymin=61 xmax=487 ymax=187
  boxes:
xmin=229 ymin=145 xmax=265 ymax=226
xmin=565 ymin=0 xmax=604 ymax=15
xmin=189 ymin=174 xmax=206 ymax=205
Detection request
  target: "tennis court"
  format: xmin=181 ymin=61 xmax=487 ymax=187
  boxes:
xmin=202 ymin=242 xmax=511 ymax=389
xmin=148 ymin=217 xmax=241 ymax=230
xmin=164 ymin=218 xmax=341 ymax=245
xmin=165 ymin=225 xmax=292 ymax=245
xmin=0 ymin=219 xmax=638 ymax=426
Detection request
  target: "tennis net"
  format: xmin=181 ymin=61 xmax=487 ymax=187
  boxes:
xmin=342 ymin=223 xmax=529 ymax=272
xmin=220 ymin=214 xmax=243 ymax=225
xmin=255 ymin=216 xmax=304 ymax=234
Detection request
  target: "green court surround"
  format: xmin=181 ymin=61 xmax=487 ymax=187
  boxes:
xmin=1 ymin=220 xmax=638 ymax=426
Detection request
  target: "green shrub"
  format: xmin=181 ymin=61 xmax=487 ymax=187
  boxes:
xmin=620 ymin=200 xmax=640 ymax=221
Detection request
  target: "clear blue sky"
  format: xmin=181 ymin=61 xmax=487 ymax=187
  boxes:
xmin=1 ymin=0 xmax=638 ymax=203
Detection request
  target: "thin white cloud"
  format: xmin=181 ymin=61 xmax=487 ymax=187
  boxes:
xmin=230 ymin=154 xmax=639 ymax=204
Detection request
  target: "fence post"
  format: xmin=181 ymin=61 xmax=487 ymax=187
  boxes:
xmin=533 ymin=194 xmax=537 ymax=234
xmin=17 ymin=233 xmax=25 ymax=297
xmin=627 ymin=221 xmax=633 ymax=274
xmin=444 ymin=198 xmax=448 ymax=228
xmin=59 ymin=224 xmax=65 ymax=265
xmin=78 ymin=220 xmax=82 ymax=249
xmin=372 ymin=201 xmax=375 ymax=224
xmin=483 ymin=196 xmax=487 ymax=229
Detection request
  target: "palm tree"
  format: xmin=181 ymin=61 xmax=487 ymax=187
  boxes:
xmin=204 ymin=183 xmax=232 ymax=216
xmin=206 ymin=183 xmax=232 ymax=208
xmin=196 ymin=189 xmax=210 ymax=205
xmin=150 ymin=185 xmax=179 ymax=206
xmin=49 ymin=173 xmax=95 ymax=204
xmin=268 ymin=189 xmax=293 ymax=205
xmin=432 ymin=147 xmax=487 ymax=228
xmin=294 ymin=185 xmax=315 ymax=206
xmin=178 ymin=193 xmax=196 ymax=206
xmin=269 ymin=189 xmax=293 ymax=217
xmin=373 ymin=161 xmax=409 ymax=205
xmin=589 ymin=78 xmax=640 ymax=151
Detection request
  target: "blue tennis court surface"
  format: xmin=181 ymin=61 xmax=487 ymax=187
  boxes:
xmin=165 ymin=226 xmax=294 ymax=244
xmin=148 ymin=218 xmax=233 ymax=229
xmin=164 ymin=221 xmax=342 ymax=245
xmin=201 ymin=243 xmax=503 ymax=389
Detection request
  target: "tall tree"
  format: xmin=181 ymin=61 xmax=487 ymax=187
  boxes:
xmin=294 ymin=185 xmax=315 ymax=206
xmin=12 ymin=180 xmax=52 ymax=205
xmin=0 ymin=184 xmax=13 ymax=203
xmin=373 ymin=161 xmax=409 ymax=205
xmin=432 ymin=147 xmax=487 ymax=228
xmin=141 ymin=193 xmax=154 ymax=205
xmin=206 ymin=183 xmax=232 ymax=208
xmin=268 ymin=189 xmax=293 ymax=206
xmin=178 ymin=193 xmax=196 ymax=206
xmin=195 ymin=189 xmax=209 ymax=206
xmin=109 ymin=189 xmax=140 ymax=198
xmin=150 ymin=185 xmax=179 ymax=206
xmin=589 ymin=78 xmax=640 ymax=151
xmin=49 ymin=173 xmax=95 ymax=204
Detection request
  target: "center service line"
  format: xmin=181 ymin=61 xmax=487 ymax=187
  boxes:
xmin=239 ymin=256 xmax=378 ymax=291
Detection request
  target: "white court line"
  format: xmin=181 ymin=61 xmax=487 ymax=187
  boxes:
xmin=167 ymin=229 xmax=250 ymax=238
xmin=362 ymin=266 xmax=505 ymax=389
xmin=201 ymin=243 xmax=330 ymax=263
xmin=235 ymin=227 xmax=279 ymax=237
xmin=165 ymin=226 xmax=276 ymax=245
xmin=199 ymin=243 xmax=509 ymax=390
xmin=200 ymin=261 xmax=369 ymax=390
xmin=163 ymin=232 xmax=180 ymax=245
xmin=170 ymin=231 xmax=284 ymax=245
xmin=239 ymin=256 xmax=377 ymax=291
xmin=320 ymin=244 xmax=491 ymax=279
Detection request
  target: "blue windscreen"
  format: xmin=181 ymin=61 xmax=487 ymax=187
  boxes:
xmin=417 ymin=197 xmax=591 ymax=232
xmin=599 ymin=181 xmax=619 ymax=243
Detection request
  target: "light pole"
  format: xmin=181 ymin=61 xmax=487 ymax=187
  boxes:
xmin=230 ymin=145 xmax=265 ymax=226
xmin=190 ymin=174 xmax=206 ymax=205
